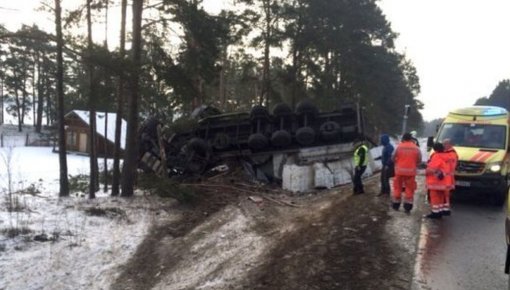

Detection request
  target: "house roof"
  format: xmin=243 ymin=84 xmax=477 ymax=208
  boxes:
xmin=65 ymin=110 xmax=127 ymax=150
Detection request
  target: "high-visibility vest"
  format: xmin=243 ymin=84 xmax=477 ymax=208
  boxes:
xmin=393 ymin=141 xmax=421 ymax=176
xmin=426 ymin=152 xmax=448 ymax=190
xmin=442 ymin=149 xmax=458 ymax=189
xmin=353 ymin=145 xmax=369 ymax=166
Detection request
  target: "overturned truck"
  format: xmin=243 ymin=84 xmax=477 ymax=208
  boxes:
xmin=138 ymin=100 xmax=365 ymax=181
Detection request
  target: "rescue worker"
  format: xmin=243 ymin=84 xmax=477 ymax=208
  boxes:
xmin=352 ymin=139 xmax=369 ymax=195
xmin=425 ymin=142 xmax=448 ymax=219
xmin=391 ymin=132 xmax=422 ymax=213
xmin=441 ymin=138 xmax=458 ymax=216
xmin=378 ymin=134 xmax=394 ymax=196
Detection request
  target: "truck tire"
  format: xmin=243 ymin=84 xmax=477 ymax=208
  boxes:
xmin=272 ymin=103 xmax=292 ymax=117
xmin=248 ymin=133 xmax=269 ymax=150
xmin=295 ymin=126 xmax=315 ymax=145
xmin=184 ymin=138 xmax=211 ymax=174
xmin=250 ymin=105 xmax=269 ymax=120
xmin=271 ymin=130 xmax=292 ymax=147
xmin=320 ymin=121 xmax=341 ymax=141
xmin=212 ymin=132 xmax=231 ymax=150
xmin=296 ymin=99 xmax=318 ymax=117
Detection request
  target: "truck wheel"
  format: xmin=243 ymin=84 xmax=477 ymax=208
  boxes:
xmin=320 ymin=121 xmax=341 ymax=141
xmin=184 ymin=138 xmax=211 ymax=174
xmin=250 ymin=105 xmax=269 ymax=119
xmin=295 ymin=99 xmax=318 ymax=117
xmin=212 ymin=132 xmax=230 ymax=150
xmin=271 ymin=130 xmax=292 ymax=147
xmin=295 ymin=126 xmax=315 ymax=145
xmin=272 ymin=103 xmax=292 ymax=117
xmin=248 ymin=133 xmax=268 ymax=150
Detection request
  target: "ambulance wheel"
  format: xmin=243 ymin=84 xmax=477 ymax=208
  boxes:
xmin=505 ymin=245 xmax=510 ymax=274
xmin=492 ymin=185 xmax=507 ymax=207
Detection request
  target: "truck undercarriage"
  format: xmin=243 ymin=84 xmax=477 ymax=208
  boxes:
xmin=137 ymin=100 xmax=365 ymax=180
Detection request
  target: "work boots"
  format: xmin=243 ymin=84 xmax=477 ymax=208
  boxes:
xmin=391 ymin=202 xmax=400 ymax=211
xmin=403 ymin=203 xmax=413 ymax=214
xmin=425 ymin=212 xmax=442 ymax=219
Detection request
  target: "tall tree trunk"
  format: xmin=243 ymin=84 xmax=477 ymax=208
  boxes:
xmin=36 ymin=59 xmax=44 ymax=133
xmin=21 ymin=76 xmax=27 ymax=127
xmin=103 ymin=111 xmax=108 ymax=192
xmin=219 ymin=46 xmax=227 ymax=110
xmin=0 ymin=76 xmax=3 ymax=125
xmin=112 ymin=0 xmax=127 ymax=196
xmin=121 ymin=0 xmax=143 ymax=197
xmin=14 ymin=86 xmax=22 ymax=132
xmin=87 ymin=0 xmax=99 ymax=199
xmin=259 ymin=0 xmax=272 ymax=107
xmin=32 ymin=57 xmax=37 ymax=127
xmin=291 ymin=46 xmax=298 ymax=109
xmin=102 ymin=2 xmax=110 ymax=193
xmin=45 ymin=72 xmax=52 ymax=126
xmin=55 ymin=0 xmax=69 ymax=197
xmin=12 ymin=69 xmax=23 ymax=132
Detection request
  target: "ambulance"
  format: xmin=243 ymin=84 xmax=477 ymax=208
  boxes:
xmin=428 ymin=106 xmax=509 ymax=206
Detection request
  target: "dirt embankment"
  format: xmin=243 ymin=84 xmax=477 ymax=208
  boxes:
xmin=111 ymin=176 xmax=420 ymax=290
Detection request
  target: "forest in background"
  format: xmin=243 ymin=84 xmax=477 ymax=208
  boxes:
xmin=0 ymin=0 xmax=424 ymax=196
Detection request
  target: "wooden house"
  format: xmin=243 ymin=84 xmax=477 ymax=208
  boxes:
xmin=64 ymin=110 xmax=126 ymax=157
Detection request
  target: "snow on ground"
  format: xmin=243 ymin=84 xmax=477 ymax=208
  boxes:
xmin=0 ymin=146 xmax=158 ymax=290
xmin=155 ymin=206 xmax=268 ymax=290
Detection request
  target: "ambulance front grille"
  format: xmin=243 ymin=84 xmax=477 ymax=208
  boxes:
xmin=456 ymin=161 xmax=485 ymax=174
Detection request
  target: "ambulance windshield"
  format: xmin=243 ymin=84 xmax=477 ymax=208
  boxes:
xmin=437 ymin=123 xmax=506 ymax=149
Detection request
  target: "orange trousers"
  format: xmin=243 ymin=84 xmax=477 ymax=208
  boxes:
xmin=443 ymin=190 xmax=451 ymax=212
xmin=429 ymin=190 xmax=446 ymax=213
xmin=392 ymin=175 xmax=417 ymax=204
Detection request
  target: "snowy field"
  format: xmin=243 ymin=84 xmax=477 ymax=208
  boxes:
xmin=0 ymin=146 xmax=159 ymax=290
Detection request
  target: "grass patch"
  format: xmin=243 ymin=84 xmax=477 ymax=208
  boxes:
xmin=137 ymin=173 xmax=198 ymax=203
xmin=15 ymin=182 xmax=42 ymax=196
xmin=68 ymin=174 xmax=89 ymax=195
xmin=1 ymin=227 xmax=32 ymax=238
xmin=84 ymin=207 xmax=127 ymax=220
xmin=3 ymin=195 xmax=27 ymax=212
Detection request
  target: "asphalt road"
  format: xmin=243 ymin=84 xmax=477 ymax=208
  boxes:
xmin=412 ymin=195 xmax=508 ymax=290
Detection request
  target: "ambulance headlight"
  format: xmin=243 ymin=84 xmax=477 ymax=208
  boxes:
xmin=488 ymin=163 xmax=501 ymax=172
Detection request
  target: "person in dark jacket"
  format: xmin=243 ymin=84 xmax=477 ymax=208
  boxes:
xmin=352 ymin=139 xmax=368 ymax=194
xmin=378 ymin=134 xmax=394 ymax=196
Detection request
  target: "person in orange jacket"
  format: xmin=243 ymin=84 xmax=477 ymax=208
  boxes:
xmin=425 ymin=142 xmax=449 ymax=219
xmin=441 ymin=139 xmax=458 ymax=216
xmin=391 ymin=132 xmax=422 ymax=213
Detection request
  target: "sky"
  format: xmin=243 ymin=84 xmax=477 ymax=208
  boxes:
xmin=1 ymin=0 xmax=510 ymax=121
xmin=378 ymin=0 xmax=510 ymax=121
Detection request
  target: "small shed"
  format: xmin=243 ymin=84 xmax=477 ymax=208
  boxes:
xmin=64 ymin=110 xmax=126 ymax=157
